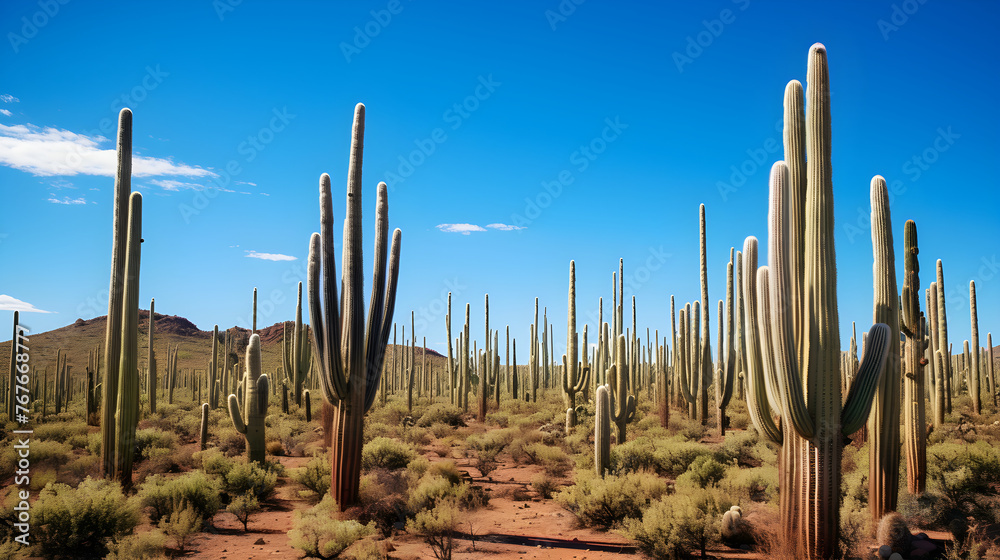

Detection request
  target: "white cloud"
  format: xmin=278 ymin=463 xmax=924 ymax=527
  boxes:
xmin=259 ymin=192 xmax=270 ymax=196
xmin=0 ymin=109 xmax=11 ymax=117
xmin=147 ymin=179 xmax=202 ymax=191
xmin=486 ymin=223 xmax=525 ymax=231
xmin=0 ymin=295 xmax=54 ymax=313
xmin=49 ymin=179 xmax=74 ymax=189
xmin=236 ymin=181 xmax=257 ymax=186
xmin=48 ymin=194 xmax=87 ymax=205
xmin=0 ymin=123 xmax=217 ymax=178
xmin=246 ymin=250 xmax=296 ymax=262
xmin=436 ymin=223 xmax=487 ymax=235
xmin=0 ymin=95 xmax=19 ymax=103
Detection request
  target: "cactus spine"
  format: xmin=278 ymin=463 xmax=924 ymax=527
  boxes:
xmin=900 ymin=220 xmax=927 ymax=494
xmin=595 ymin=384 xmax=611 ymax=477
xmin=283 ymin=282 xmax=312 ymax=406
xmin=228 ymin=333 xmax=269 ymax=463
xmin=742 ymin=45 xmax=892 ymax=559
xmin=868 ymin=175 xmax=902 ymax=525
xmin=307 ymin=104 xmax=401 ymax=510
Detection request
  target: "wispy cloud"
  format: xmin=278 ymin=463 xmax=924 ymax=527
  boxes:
xmin=246 ymin=250 xmax=296 ymax=261
xmin=49 ymin=179 xmax=74 ymax=189
xmin=486 ymin=223 xmax=525 ymax=231
xmin=236 ymin=181 xmax=257 ymax=186
xmin=0 ymin=123 xmax=216 ymax=178
xmin=147 ymin=178 xmax=210 ymax=191
xmin=0 ymin=295 xmax=54 ymax=313
xmin=47 ymin=194 xmax=87 ymax=205
xmin=0 ymin=95 xmax=19 ymax=103
xmin=436 ymin=223 xmax=487 ymax=235
xmin=0 ymin=109 xmax=11 ymax=117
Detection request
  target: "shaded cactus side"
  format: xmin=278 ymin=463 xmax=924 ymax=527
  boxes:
xmin=900 ymin=220 xmax=927 ymax=495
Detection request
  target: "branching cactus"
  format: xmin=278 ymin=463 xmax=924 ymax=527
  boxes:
xmin=868 ymin=175 xmax=902 ymax=526
xmin=742 ymin=44 xmax=892 ymax=560
xmin=595 ymin=384 xmax=611 ymax=477
xmin=900 ymin=219 xmax=927 ymax=494
xmin=307 ymin=103 xmax=401 ymax=511
xmin=283 ymin=282 xmax=312 ymax=406
xmin=228 ymin=333 xmax=269 ymax=463
xmin=608 ymin=334 xmax=636 ymax=443
xmin=563 ymin=261 xmax=589 ymax=424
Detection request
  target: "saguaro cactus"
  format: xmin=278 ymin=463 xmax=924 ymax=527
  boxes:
xmin=869 ymin=175 xmax=902 ymax=526
xmin=742 ymin=45 xmax=892 ymax=560
xmin=698 ymin=204 xmax=712 ymax=425
xmin=715 ymin=250 xmax=736 ymax=436
xmin=969 ymin=281 xmax=981 ymax=414
xmin=900 ymin=220 xmax=927 ymax=494
xmin=595 ymin=384 xmax=611 ymax=477
xmin=199 ymin=402 xmax=210 ymax=450
xmin=228 ymin=333 xmax=269 ymax=463
xmin=307 ymin=103 xmax=401 ymax=511
xmin=283 ymin=282 xmax=312 ymax=406
xmin=608 ymin=334 xmax=636 ymax=444
xmin=563 ymin=261 xmax=589 ymax=425
xmin=147 ymin=298 xmax=156 ymax=414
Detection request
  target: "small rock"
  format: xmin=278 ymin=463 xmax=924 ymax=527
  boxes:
xmin=878 ymin=545 xmax=893 ymax=558
xmin=889 ymin=554 xmax=903 ymax=560
xmin=254 ymin=538 xmax=266 ymax=545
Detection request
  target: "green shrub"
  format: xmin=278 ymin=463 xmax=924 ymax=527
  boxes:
xmin=531 ymin=473 xmax=557 ymax=499
xmin=924 ymin=441 xmax=1000 ymax=523
xmin=32 ymin=421 xmax=89 ymax=443
xmin=556 ymin=472 xmax=669 ymax=528
xmin=135 ymin=427 xmax=177 ymax=458
xmin=0 ymin=439 xmax=73 ymax=475
xmin=290 ymin=495 xmax=376 ymax=559
xmin=104 ymin=528 xmax=167 ymax=560
xmin=720 ymin=465 xmax=778 ymax=503
xmin=138 ymin=471 xmax=222 ymax=525
xmin=295 ymin=453 xmax=332 ymax=498
xmin=624 ymin=486 xmax=735 ymax=559
xmin=612 ymin=436 xmax=714 ymax=477
xmin=363 ymin=421 xmax=396 ymax=444
xmin=716 ymin=429 xmax=761 ymax=467
xmin=227 ymin=491 xmax=262 ymax=531
xmin=523 ymin=443 xmax=570 ymax=476
xmin=676 ymin=455 xmax=726 ymax=489
xmin=216 ymin=425 xmax=247 ymax=456
xmin=33 ymin=477 xmax=140 ymax=559
xmin=194 ymin=448 xmax=235 ymax=478
xmin=225 ymin=461 xmax=278 ymax=501
xmin=417 ymin=404 xmax=465 ymax=428
xmin=362 ymin=437 xmax=417 ymax=471
xmin=408 ymin=473 xmax=468 ymax=514
xmin=406 ymin=497 xmax=459 ymax=560
xmin=162 ymin=504 xmax=202 ymax=552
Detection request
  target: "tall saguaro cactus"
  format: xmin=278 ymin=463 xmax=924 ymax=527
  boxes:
xmin=742 ymin=45 xmax=892 ymax=560
xmin=283 ymin=282 xmax=312 ymax=405
xmin=307 ymin=103 xmax=401 ymax=511
xmin=868 ymin=175 xmax=901 ymax=526
xmin=698 ymin=204 xmax=711 ymax=425
xmin=900 ymin=220 xmax=927 ymax=494
xmin=229 ymin=333 xmax=269 ymax=463
xmin=715 ymin=250 xmax=736 ymax=436
xmin=563 ymin=261 xmax=589 ymax=423
xmin=969 ymin=281 xmax=981 ymax=414
xmin=100 ymin=108 xmax=144 ymax=485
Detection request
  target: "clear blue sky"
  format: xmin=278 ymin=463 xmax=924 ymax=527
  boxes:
xmin=1 ymin=1 xmax=997 ymax=362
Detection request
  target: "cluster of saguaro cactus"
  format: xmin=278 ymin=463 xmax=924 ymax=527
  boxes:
xmin=742 ymin=45 xmax=892 ymax=559
xmin=100 ymin=108 xmax=143 ymax=487
xmin=228 ymin=333 xmax=269 ymax=463
xmin=283 ymin=282 xmax=312 ymax=406
xmin=308 ymin=103 xmax=401 ymax=510
xmin=900 ymin=219 xmax=927 ymax=495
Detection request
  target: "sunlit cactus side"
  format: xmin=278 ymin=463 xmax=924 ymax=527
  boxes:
xmin=199 ymin=402 xmax=209 ymax=450
xmin=210 ymin=325 xmax=219 ymax=409
xmin=715 ymin=249 xmax=736 ymax=436
xmin=283 ymin=282 xmax=312 ymax=406
xmin=741 ymin=44 xmax=893 ymax=560
xmin=228 ymin=333 xmax=269 ymax=464
xmin=969 ymin=281 xmax=981 ymax=414
xmin=868 ymin=175 xmax=902 ymax=526
xmin=307 ymin=103 xmax=401 ymax=511
xmin=148 ymin=298 xmax=156 ymax=414
xmin=608 ymin=334 xmax=636 ymax=444
xmin=900 ymin=220 xmax=927 ymax=495
xmin=698 ymin=204 xmax=712 ymax=425
xmin=563 ymin=261 xmax=589 ymax=426
xmin=445 ymin=293 xmax=455 ymax=406
xmin=595 ymin=384 xmax=611 ymax=477
xmin=936 ymin=260 xmax=952 ymax=414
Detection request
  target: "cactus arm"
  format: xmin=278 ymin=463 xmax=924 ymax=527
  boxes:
xmin=308 ymin=230 xmax=345 ymax=405
xmin=228 ymin=393 xmax=246 ymax=434
xmin=741 ymin=237 xmax=783 ymax=444
xmin=842 ymin=324 xmax=892 ymax=435
xmin=364 ymin=184 xmax=401 ymax=413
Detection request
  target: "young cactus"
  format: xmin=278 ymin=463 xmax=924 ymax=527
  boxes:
xmin=741 ymin=44 xmax=893 ymax=560
xmin=228 ymin=333 xmax=269 ymax=464
xmin=307 ymin=103 xmax=401 ymax=510
xmin=199 ymin=402 xmax=209 ymax=450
